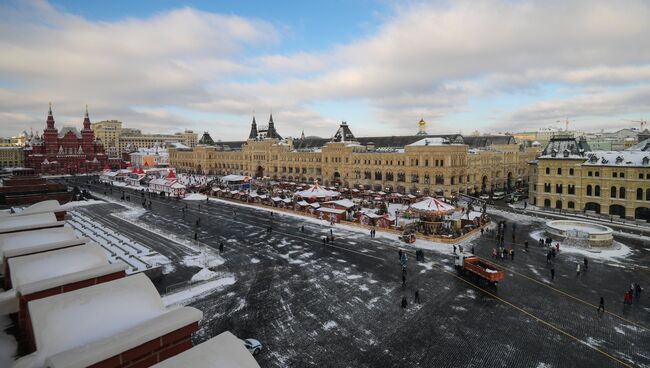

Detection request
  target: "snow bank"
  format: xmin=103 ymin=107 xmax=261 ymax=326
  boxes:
xmin=190 ymin=268 xmax=218 ymax=282
xmin=183 ymin=193 xmax=208 ymax=201
xmin=530 ymin=230 xmax=632 ymax=261
xmin=162 ymin=276 xmax=235 ymax=306
xmin=61 ymin=199 xmax=104 ymax=209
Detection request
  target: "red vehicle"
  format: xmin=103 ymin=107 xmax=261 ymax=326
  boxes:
xmin=454 ymin=252 xmax=504 ymax=285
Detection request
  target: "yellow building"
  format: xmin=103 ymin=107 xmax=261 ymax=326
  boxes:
xmin=529 ymin=136 xmax=650 ymax=221
xmin=92 ymin=120 xmax=198 ymax=154
xmin=0 ymin=146 xmax=25 ymax=168
xmin=170 ymin=118 xmax=540 ymax=196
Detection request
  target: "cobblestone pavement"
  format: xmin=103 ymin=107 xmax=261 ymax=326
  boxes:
xmin=68 ymin=178 xmax=650 ymax=368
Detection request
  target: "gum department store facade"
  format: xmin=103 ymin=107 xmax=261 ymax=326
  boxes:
xmin=169 ymin=116 xmax=540 ymax=196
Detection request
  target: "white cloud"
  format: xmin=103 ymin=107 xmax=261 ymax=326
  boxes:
xmin=1 ymin=0 xmax=650 ymax=139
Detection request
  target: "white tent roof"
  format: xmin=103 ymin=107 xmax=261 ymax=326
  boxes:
xmin=323 ymin=199 xmax=355 ymax=209
xmin=152 ymin=331 xmax=260 ymax=368
xmin=410 ymin=197 xmax=455 ymax=214
xmin=295 ymin=182 xmax=340 ymax=199
xmin=221 ymin=174 xmax=247 ymax=182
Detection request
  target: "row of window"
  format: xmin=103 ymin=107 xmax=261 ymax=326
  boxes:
xmin=544 ymin=167 xmax=650 ymax=180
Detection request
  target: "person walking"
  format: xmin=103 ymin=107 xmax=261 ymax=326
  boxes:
xmin=598 ymin=296 xmax=605 ymax=313
xmin=402 ymin=274 xmax=406 ymax=286
xmin=510 ymin=248 xmax=515 ymax=261
xmin=524 ymin=240 xmax=528 ymax=252
xmin=414 ymin=290 xmax=420 ymax=304
xmin=453 ymin=245 xmax=457 ymax=254
xmin=550 ymin=266 xmax=555 ymax=281
xmin=576 ymin=262 xmax=581 ymax=276
xmin=398 ymin=249 xmax=403 ymax=261
xmin=583 ymin=257 xmax=588 ymax=271
xmin=219 ymin=242 xmax=224 ymax=253
xmin=401 ymin=296 xmax=408 ymax=309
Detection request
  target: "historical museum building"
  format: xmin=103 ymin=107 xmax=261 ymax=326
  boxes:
xmin=24 ymin=104 xmax=109 ymax=175
xmin=170 ymin=115 xmax=540 ymax=196
xmin=529 ymin=135 xmax=650 ymax=221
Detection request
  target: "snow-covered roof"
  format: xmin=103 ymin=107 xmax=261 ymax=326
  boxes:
xmin=282 ymin=198 xmax=292 ymax=203
xmin=271 ymin=196 xmax=282 ymax=202
xmin=0 ymin=213 xmax=63 ymax=234
xmin=4 ymin=200 xmax=63 ymax=217
xmin=152 ymin=331 xmax=260 ymax=368
xmin=582 ymin=151 xmax=650 ymax=167
xmin=295 ymin=183 xmax=340 ymax=199
xmin=316 ymin=207 xmax=346 ymax=214
xmin=309 ymin=202 xmax=320 ymax=208
xmin=221 ymin=174 xmax=247 ymax=182
xmin=406 ymin=137 xmax=450 ymax=146
xmin=410 ymin=197 xmax=455 ymax=214
xmin=297 ymin=200 xmax=309 ymax=206
xmin=323 ymin=199 xmax=355 ymax=209
xmin=15 ymin=273 xmax=202 ymax=368
xmin=9 ymin=243 xmax=108 ymax=287
xmin=0 ymin=227 xmax=86 ymax=264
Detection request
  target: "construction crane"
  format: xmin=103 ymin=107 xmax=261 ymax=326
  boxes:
xmin=623 ymin=119 xmax=647 ymax=130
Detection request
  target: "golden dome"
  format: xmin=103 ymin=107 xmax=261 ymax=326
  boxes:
xmin=418 ymin=118 xmax=426 ymax=127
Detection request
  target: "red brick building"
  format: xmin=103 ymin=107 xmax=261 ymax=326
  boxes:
xmin=24 ymin=103 xmax=108 ymax=175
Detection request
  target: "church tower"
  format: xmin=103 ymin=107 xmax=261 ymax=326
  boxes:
xmin=248 ymin=116 xmax=258 ymax=139
xmin=43 ymin=102 xmax=59 ymax=156
xmin=81 ymin=105 xmax=95 ymax=158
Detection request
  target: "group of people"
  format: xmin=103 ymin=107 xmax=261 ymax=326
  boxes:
xmin=492 ymin=246 xmax=515 ymax=260
xmin=398 ymin=248 xmax=421 ymax=310
xmin=624 ymin=283 xmax=643 ymax=305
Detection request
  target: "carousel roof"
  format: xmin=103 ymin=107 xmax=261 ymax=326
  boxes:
xmin=294 ymin=182 xmax=340 ymax=199
xmin=410 ymin=197 xmax=455 ymax=214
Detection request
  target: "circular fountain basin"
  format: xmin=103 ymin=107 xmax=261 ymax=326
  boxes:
xmin=545 ymin=220 xmax=614 ymax=248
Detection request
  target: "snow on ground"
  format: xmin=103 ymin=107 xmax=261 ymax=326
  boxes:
xmin=489 ymin=208 xmax=541 ymax=225
xmin=61 ymin=199 xmax=104 ymax=209
xmin=530 ymin=230 xmax=632 ymax=261
xmin=162 ymin=275 xmax=235 ymax=306
xmin=183 ymin=253 xmax=225 ymax=269
xmin=251 ymin=257 xmax=261 ymax=264
xmin=183 ymin=193 xmax=208 ymax=201
xmin=323 ymin=321 xmax=338 ymax=331
xmin=0 ymin=315 xmax=16 ymax=368
xmin=191 ymin=268 xmax=219 ymax=282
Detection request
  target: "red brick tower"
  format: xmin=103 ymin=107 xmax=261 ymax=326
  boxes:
xmin=81 ymin=105 xmax=95 ymax=159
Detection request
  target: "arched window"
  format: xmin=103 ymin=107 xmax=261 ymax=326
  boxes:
xmin=586 ymin=185 xmax=592 ymax=196
xmin=568 ymin=201 xmax=575 ymax=209
xmin=611 ymin=186 xmax=617 ymax=198
xmin=637 ymin=188 xmax=643 ymax=200
xmin=544 ymin=198 xmax=551 ymax=207
xmin=545 ymin=167 xmax=550 ymax=174
xmin=595 ymin=185 xmax=600 ymax=197
xmin=555 ymin=200 xmax=562 ymax=209
xmin=620 ymin=187 xmax=626 ymax=199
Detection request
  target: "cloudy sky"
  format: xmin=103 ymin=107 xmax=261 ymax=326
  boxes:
xmin=1 ymin=0 xmax=650 ymax=140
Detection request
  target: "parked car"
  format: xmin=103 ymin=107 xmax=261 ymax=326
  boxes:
xmin=242 ymin=338 xmax=263 ymax=355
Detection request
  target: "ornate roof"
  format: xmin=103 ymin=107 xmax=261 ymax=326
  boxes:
xmin=332 ymin=121 xmax=356 ymax=142
xmin=198 ymin=132 xmax=215 ymax=145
